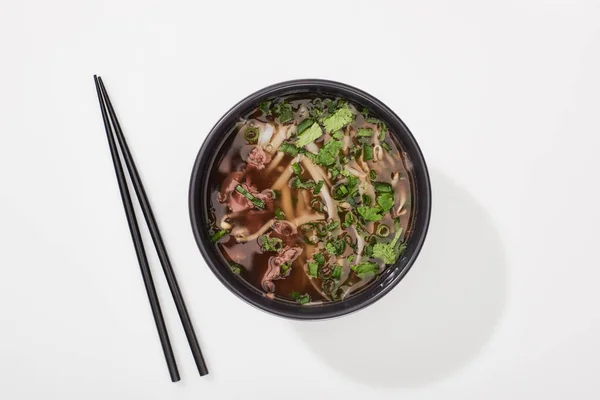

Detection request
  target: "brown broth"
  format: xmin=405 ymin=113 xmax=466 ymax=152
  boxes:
xmin=207 ymin=95 xmax=414 ymax=304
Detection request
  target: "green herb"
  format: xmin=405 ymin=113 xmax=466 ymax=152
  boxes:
xmin=373 ymin=181 xmax=393 ymax=193
xmin=363 ymin=144 xmax=373 ymax=161
xmin=364 ymin=244 xmax=374 ymax=257
xmin=309 ymin=99 xmax=325 ymax=119
xmin=369 ymin=170 xmax=377 ymax=180
xmin=362 ymin=194 xmax=372 ymax=206
xmin=350 ymin=146 xmax=361 ymax=158
xmin=357 ymin=128 xmax=373 ymax=137
xmin=244 ymin=127 xmax=259 ymax=144
xmin=290 ymin=291 xmax=311 ymax=305
xmin=297 ymin=118 xmax=314 ymax=134
xmin=330 ymin=167 xmax=340 ymax=179
xmin=308 ymin=261 xmax=319 ymax=277
xmin=381 ymin=141 xmax=392 ymax=153
xmin=332 ymin=131 xmax=344 ymax=140
xmin=313 ymin=180 xmax=324 ymax=195
xmin=210 ymin=229 xmax=228 ymax=243
xmin=377 ymin=224 xmax=390 ymax=237
xmin=273 ymin=102 xmax=293 ymax=123
xmin=342 ymin=212 xmax=357 ymax=228
xmin=361 ymin=108 xmax=370 ymax=118
xmin=347 ymin=254 xmax=355 ymax=263
xmin=315 ymin=140 xmax=343 ymax=166
xmin=351 ymin=262 xmax=379 ymax=277
xmin=326 ymin=238 xmax=347 ymax=256
xmin=325 ymin=99 xmax=336 ymax=113
xmin=290 ymin=176 xmax=316 ymax=190
xmin=259 ymin=101 xmax=271 ymax=115
xmin=327 ymin=220 xmax=340 ymax=231
xmin=279 ymin=143 xmax=299 ymax=157
xmin=372 ymin=221 xmax=405 ymax=264
xmin=333 ymin=184 xmax=349 ymax=200
xmin=235 ymin=185 xmax=265 ymax=209
xmin=314 ymin=253 xmax=325 ymax=266
xmin=357 ymin=206 xmax=383 ymax=222
xmin=280 ymin=262 xmax=291 ymax=275
xmin=321 ymin=105 xmax=354 ymax=133
xmin=275 ymin=208 xmax=286 ymax=220
xmin=331 ymin=266 xmax=342 ymax=279
xmin=292 ymin=162 xmax=302 ymax=175
xmin=296 ymin=122 xmax=323 ymax=148
xmin=259 ymin=235 xmax=284 ymax=252
xmin=377 ymin=193 xmax=394 ymax=212
xmin=230 ymin=263 xmax=242 ymax=275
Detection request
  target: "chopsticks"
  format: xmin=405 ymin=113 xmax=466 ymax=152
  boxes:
xmin=94 ymin=75 xmax=208 ymax=381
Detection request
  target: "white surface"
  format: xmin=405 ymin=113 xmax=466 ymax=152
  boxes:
xmin=1 ymin=0 xmax=599 ymax=398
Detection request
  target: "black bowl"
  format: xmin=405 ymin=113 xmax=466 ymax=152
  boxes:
xmin=189 ymin=79 xmax=431 ymax=320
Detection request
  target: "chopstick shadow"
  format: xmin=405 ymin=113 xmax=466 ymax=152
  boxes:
xmin=292 ymin=169 xmax=507 ymax=387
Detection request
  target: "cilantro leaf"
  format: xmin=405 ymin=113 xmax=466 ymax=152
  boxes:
xmin=351 ymin=262 xmax=379 ymax=277
xmin=273 ymin=102 xmax=293 ymax=123
xmin=377 ymin=193 xmax=394 ymax=212
xmin=371 ymin=223 xmax=406 ymax=264
xmin=259 ymin=101 xmax=271 ymax=115
xmin=315 ymin=140 xmax=343 ymax=166
xmin=372 ymin=244 xmax=396 ymax=264
xmin=259 ymin=234 xmax=284 ymax=252
xmin=357 ymin=206 xmax=383 ymax=222
xmin=296 ymin=122 xmax=323 ymax=148
xmin=321 ymin=105 xmax=354 ymax=133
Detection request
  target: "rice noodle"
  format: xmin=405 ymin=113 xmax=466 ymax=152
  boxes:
xmin=267 ymin=124 xmax=293 ymax=154
xmin=301 ymin=158 xmax=331 ymax=187
xmin=344 ymin=165 xmax=367 ymax=179
xmin=272 ymin=160 xmax=296 ymax=190
xmin=265 ymin=151 xmax=285 ymax=173
xmin=280 ymin=185 xmax=295 ymax=222
xmin=233 ymin=218 xmax=275 ymax=242
xmin=296 ymin=190 xmax=309 ymax=217
xmin=293 ymin=213 xmax=325 ymax=227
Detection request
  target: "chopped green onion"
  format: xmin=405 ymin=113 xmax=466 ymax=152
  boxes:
xmin=290 ymin=176 xmax=316 ymax=190
xmin=369 ymin=170 xmax=377 ymax=180
xmin=235 ymin=185 xmax=265 ymax=209
xmin=363 ymin=144 xmax=373 ymax=161
xmin=377 ymin=224 xmax=391 ymax=238
xmin=333 ymin=184 xmax=349 ymax=200
xmin=357 ymin=128 xmax=373 ymax=137
xmin=297 ymin=118 xmax=314 ymax=134
xmin=211 ymin=229 xmax=228 ymax=243
xmin=314 ymin=253 xmax=325 ymax=266
xmin=347 ymin=254 xmax=355 ymax=263
xmin=290 ymin=291 xmax=311 ymax=304
xmin=230 ymin=263 xmax=242 ymax=274
xmin=381 ymin=142 xmax=392 ymax=153
xmin=259 ymin=235 xmax=283 ymax=252
xmin=244 ymin=127 xmax=259 ymax=144
xmin=313 ymin=180 xmax=324 ymax=195
xmin=362 ymin=194 xmax=372 ymax=206
xmin=343 ymin=212 xmax=357 ymax=228
xmin=331 ymin=266 xmax=342 ymax=279
xmin=327 ymin=220 xmax=340 ymax=231
xmin=280 ymin=262 xmax=291 ymax=275
xmin=275 ymin=208 xmax=286 ymax=220
xmin=300 ymin=223 xmax=315 ymax=233
xmin=311 ymin=198 xmax=324 ymax=212
xmin=308 ymin=262 xmax=319 ymax=277
xmin=292 ymin=162 xmax=302 ymax=175
xmin=279 ymin=143 xmax=299 ymax=156
xmin=373 ymin=181 xmax=393 ymax=193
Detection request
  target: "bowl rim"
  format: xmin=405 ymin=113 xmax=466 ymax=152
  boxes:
xmin=189 ymin=79 xmax=431 ymax=320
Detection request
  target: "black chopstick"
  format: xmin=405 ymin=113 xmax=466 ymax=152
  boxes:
xmin=94 ymin=76 xmax=180 ymax=382
xmin=97 ymin=77 xmax=209 ymax=377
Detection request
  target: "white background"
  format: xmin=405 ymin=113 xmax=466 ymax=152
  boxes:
xmin=1 ymin=0 xmax=599 ymax=398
